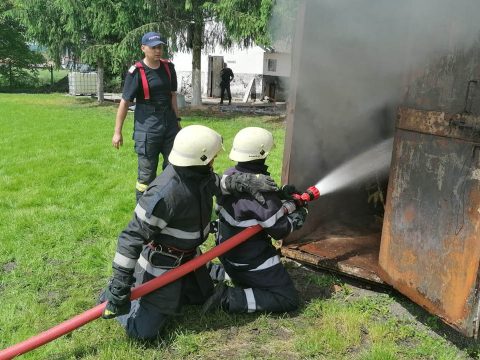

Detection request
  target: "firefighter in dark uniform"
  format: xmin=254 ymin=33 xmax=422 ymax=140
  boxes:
xmin=112 ymin=32 xmax=181 ymax=201
xmin=101 ymin=125 xmax=279 ymax=340
xmin=203 ymin=127 xmax=308 ymax=314
xmin=219 ymin=63 xmax=234 ymax=105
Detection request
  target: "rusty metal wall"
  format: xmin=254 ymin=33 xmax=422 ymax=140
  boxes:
xmin=403 ymin=46 xmax=480 ymax=114
xmin=380 ymin=108 xmax=480 ymax=337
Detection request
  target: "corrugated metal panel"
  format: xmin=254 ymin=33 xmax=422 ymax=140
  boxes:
xmin=380 ymin=107 xmax=480 ymax=337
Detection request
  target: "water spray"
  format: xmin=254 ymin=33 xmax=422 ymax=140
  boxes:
xmin=314 ymin=138 xmax=393 ymax=196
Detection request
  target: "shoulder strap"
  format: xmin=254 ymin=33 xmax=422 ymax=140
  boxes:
xmin=135 ymin=61 xmax=150 ymax=100
xmin=160 ymin=59 xmax=171 ymax=83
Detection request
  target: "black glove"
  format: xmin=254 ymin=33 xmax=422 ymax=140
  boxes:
xmin=288 ymin=207 xmax=308 ymax=230
xmin=101 ymin=275 xmax=133 ymax=319
xmin=278 ymin=184 xmax=301 ymax=200
xmin=225 ymin=173 xmax=278 ymax=205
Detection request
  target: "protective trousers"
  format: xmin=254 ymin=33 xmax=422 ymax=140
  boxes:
xmin=117 ymin=246 xmax=213 ymax=340
xmin=134 ymin=106 xmax=180 ymax=200
xmin=216 ymin=262 xmax=299 ymax=313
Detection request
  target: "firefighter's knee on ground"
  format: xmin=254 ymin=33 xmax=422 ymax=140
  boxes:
xmin=124 ymin=319 xmax=164 ymax=341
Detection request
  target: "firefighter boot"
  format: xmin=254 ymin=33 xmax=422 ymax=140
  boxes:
xmin=202 ymin=282 xmax=228 ymax=314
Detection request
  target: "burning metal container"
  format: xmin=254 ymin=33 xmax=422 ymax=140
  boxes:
xmin=282 ymin=0 xmax=480 ymax=337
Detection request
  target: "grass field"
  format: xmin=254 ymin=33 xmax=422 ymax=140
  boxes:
xmin=36 ymin=69 xmax=69 ymax=86
xmin=0 ymin=93 xmax=479 ymax=359
xmin=0 ymin=69 xmax=69 ymax=89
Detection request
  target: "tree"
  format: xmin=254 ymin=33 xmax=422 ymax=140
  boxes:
xmin=143 ymin=0 xmax=275 ymax=105
xmin=0 ymin=1 xmax=44 ymax=88
xmin=205 ymin=0 xmax=274 ymax=47
xmin=81 ymin=1 xmax=152 ymax=102
xmin=13 ymin=0 xmax=149 ymax=101
xmin=13 ymin=0 xmax=276 ymax=104
xmin=107 ymin=0 xmax=276 ymax=105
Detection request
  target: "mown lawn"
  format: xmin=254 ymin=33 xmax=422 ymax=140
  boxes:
xmin=0 ymin=93 xmax=479 ymax=359
xmin=36 ymin=69 xmax=69 ymax=87
xmin=0 ymin=69 xmax=69 ymax=89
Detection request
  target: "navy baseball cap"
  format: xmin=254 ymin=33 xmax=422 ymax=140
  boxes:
xmin=141 ymin=32 xmax=167 ymax=47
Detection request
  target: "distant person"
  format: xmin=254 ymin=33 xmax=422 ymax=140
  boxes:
xmin=203 ymin=127 xmax=308 ymax=314
xmin=220 ymin=63 xmax=234 ymax=105
xmin=112 ymin=31 xmax=181 ymax=201
xmin=100 ymin=125 xmax=279 ymax=340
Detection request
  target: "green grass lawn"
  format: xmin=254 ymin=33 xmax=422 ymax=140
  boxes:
xmin=0 ymin=69 xmax=69 ymax=89
xmin=36 ymin=68 xmax=69 ymax=86
xmin=0 ymin=94 xmax=479 ymax=359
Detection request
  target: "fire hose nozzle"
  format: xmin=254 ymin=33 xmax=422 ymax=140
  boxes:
xmin=291 ymin=186 xmax=321 ymax=208
xmin=300 ymin=186 xmax=320 ymax=202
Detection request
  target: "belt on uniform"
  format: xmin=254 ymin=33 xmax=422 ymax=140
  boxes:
xmin=136 ymin=102 xmax=172 ymax=112
xmin=147 ymin=242 xmax=196 ymax=267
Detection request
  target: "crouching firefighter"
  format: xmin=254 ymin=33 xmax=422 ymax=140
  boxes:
xmin=203 ymin=127 xmax=308 ymax=314
xmin=112 ymin=32 xmax=181 ymax=201
xmin=100 ymin=125 xmax=279 ymax=340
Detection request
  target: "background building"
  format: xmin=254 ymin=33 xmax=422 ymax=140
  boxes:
xmin=172 ymin=41 xmax=291 ymax=102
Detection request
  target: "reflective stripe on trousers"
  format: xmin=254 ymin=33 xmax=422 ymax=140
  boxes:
xmin=226 ymin=255 xmax=281 ymax=272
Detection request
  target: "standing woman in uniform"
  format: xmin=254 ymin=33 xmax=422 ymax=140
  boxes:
xmin=112 ymin=32 xmax=181 ymax=201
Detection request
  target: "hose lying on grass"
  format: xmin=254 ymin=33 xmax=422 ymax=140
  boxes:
xmin=0 ymin=225 xmax=263 ymax=360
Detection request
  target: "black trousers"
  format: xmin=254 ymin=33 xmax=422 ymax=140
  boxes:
xmin=220 ymin=84 xmax=231 ymax=103
xmin=117 ymin=247 xmax=213 ymax=340
xmin=217 ymin=261 xmax=299 ymax=313
xmin=133 ymin=109 xmax=180 ymax=200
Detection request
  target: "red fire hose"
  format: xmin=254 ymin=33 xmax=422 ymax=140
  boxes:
xmin=0 ymin=225 xmax=263 ymax=360
xmin=0 ymin=185 xmax=320 ymax=359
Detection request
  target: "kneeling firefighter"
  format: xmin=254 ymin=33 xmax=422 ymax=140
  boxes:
xmin=204 ymin=127 xmax=308 ymax=314
xmin=101 ymin=125 xmax=279 ymax=340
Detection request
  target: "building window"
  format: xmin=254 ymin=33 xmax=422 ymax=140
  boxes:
xmin=267 ymin=59 xmax=277 ymax=72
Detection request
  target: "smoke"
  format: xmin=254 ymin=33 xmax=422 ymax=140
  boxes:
xmin=272 ymin=0 xmax=480 ymax=193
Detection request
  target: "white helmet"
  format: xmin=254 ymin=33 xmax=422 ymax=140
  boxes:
xmin=229 ymin=127 xmax=274 ymax=162
xmin=169 ymin=125 xmax=223 ymax=166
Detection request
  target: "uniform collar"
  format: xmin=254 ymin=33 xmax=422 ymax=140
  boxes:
xmin=173 ymin=165 xmax=213 ymax=180
xmin=235 ymin=160 xmax=270 ymax=175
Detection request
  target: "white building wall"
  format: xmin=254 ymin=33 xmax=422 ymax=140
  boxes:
xmin=171 ymin=44 xmax=291 ymax=100
xmin=264 ymin=52 xmax=291 ymax=77
xmin=172 ymin=45 xmax=265 ymax=97
xmin=172 ymin=45 xmax=265 ymax=74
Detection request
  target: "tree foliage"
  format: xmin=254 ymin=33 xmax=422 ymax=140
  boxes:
xmin=11 ymin=0 xmax=279 ymax=99
xmin=12 ymin=0 xmax=278 ymax=67
xmin=13 ymin=0 xmax=147 ymax=69
xmin=0 ymin=0 xmax=44 ymax=87
xmin=205 ymin=0 xmax=274 ymax=47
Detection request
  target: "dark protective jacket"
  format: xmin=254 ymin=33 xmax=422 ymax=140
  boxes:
xmin=122 ymin=60 xmax=178 ymax=144
xmin=111 ymin=164 xmax=221 ymax=313
xmin=216 ymin=162 xmax=293 ymax=273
